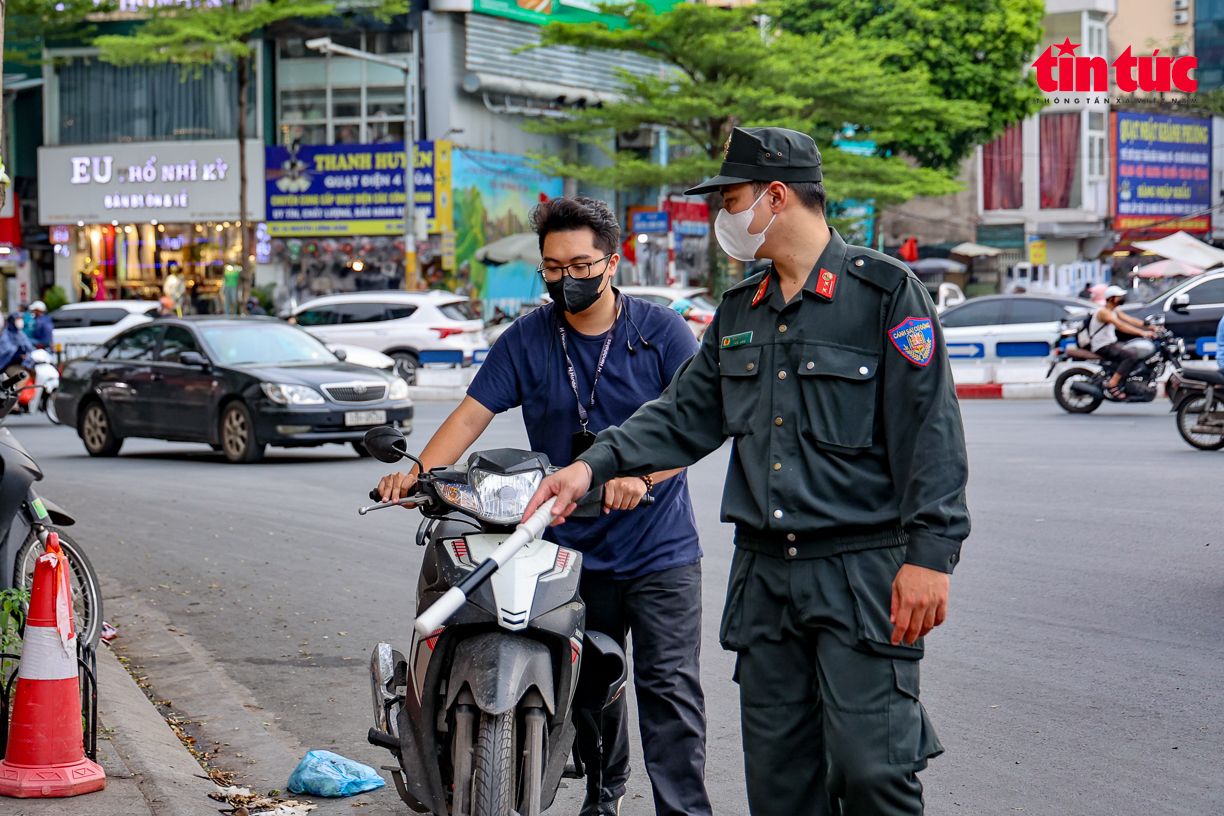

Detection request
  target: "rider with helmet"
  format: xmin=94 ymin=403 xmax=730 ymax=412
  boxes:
xmin=1088 ymin=285 xmax=1156 ymax=399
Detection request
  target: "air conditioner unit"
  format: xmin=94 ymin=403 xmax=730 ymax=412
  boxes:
xmin=1171 ymin=43 xmax=1190 ymax=56
xmin=1173 ymin=0 xmax=1189 ymax=9
xmin=616 ymin=129 xmax=657 ymax=150
xmin=1174 ymin=10 xmax=1190 ymax=23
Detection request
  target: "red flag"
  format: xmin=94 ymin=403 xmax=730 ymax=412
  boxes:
xmin=899 ymin=237 xmax=919 ymax=263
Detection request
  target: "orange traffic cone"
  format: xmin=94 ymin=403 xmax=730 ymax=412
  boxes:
xmin=0 ymin=533 xmax=105 ymax=798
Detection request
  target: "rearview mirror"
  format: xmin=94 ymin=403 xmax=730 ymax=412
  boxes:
xmin=363 ymin=426 xmax=410 ymax=464
xmin=332 ymin=347 xmax=347 ymax=361
xmin=1170 ymin=293 xmax=1190 ymax=313
xmin=179 ymin=351 xmax=208 ymax=367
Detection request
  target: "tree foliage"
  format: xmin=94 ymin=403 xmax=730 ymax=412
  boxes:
xmin=777 ymin=0 xmax=1045 ymax=171
xmin=526 ymin=2 xmax=981 ymax=206
xmin=4 ymin=0 xmax=117 ymax=68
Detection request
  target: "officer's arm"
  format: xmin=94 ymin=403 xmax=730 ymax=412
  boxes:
xmin=577 ymin=311 xmax=727 ymax=487
xmin=881 ymin=278 xmax=970 ymax=574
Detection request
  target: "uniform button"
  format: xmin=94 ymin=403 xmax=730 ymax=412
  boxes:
xmin=773 ymin=509 xmax=783 ymax=519
xmin=854 ymin=259 xmax=864 ymax=267
xmin=746 ymin=362 xmax=754 ymax=371
xmin=779 ymin=324 xmax=787 ymax=332
xmin=778 ymin=371 xmax=787 ymax=380
xmin=787 ymin=546 xmax=798 ymax=557
xmin=806 ymin=361 xmax=814 ymax=370
xmin=773 ymin=462 xmax=781 ymax=470
xmin=859 ymin=366 xmax=869 ymax=375
xmin=774 ymin=417 xmax=783 ymax=426
xmin=787 ymin=533 xmax=796 ymax=542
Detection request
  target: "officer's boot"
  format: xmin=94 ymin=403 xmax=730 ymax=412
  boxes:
xmin=579 ymin=790 xmax=622 ymax=816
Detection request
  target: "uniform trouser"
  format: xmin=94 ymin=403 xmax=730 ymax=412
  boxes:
xmin=575 ymin=562 xmax=713 ymax=816
xmin=720 ymin=545 xmax=944 ymax=816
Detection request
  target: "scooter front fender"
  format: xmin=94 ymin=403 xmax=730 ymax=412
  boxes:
xmin=444 ymin=632 xmax=555 ymax=716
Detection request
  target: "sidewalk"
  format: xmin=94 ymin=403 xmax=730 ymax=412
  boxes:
xmin=3 ymin=638 xmax=219 ymax=816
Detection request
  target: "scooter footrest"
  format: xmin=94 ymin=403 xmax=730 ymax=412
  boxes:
xmin=368 ymin=728 xmax=400 ymax=752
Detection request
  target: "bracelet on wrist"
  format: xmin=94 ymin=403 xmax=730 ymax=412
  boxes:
xmin=640 ymin=474 xmax=653 ymax=492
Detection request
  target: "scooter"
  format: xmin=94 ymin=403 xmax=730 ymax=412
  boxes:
xmin=357 ymin=426 xmax=644 ymax=816
xmin=13 ymin=349 xmax=62 ymax=425
xmin=1049 ymin=320 xmax=1184 ymax=414
xmin=1170 ymin=365 xmax=1224 ymax=450
xmin=0 ymin=372 xmax=102 ymax=646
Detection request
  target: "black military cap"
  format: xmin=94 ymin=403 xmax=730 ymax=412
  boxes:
xmin=685 ymin=127 xmax=823 ymax=196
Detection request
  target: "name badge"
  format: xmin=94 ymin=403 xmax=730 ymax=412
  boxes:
xmin=722 ymin=331 xmax=753 ymax=349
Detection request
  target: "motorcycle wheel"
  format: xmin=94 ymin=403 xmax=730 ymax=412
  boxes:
xmin=14 ymin=527 xmax=104 ymax=649
xmin=42 ymin=391 xmax=61 ymax=425
xmin=1176 ymin=394 xmax=1224 ymax=451
xmin=1054 ymin=368 xmax=1103 ymax=414
xmin=472 ymin=710 xmax=516 ymax=816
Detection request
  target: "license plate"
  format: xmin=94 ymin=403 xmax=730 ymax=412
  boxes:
xmin=345 ymin=410 xmax=386 ymax=426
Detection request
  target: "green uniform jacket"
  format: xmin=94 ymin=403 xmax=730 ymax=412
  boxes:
xmin=578 ymin=230 xmax=970 ymax=574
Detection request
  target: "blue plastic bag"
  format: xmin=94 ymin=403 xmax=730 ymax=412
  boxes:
xmin=286 ymin=750 xmax=386 ymax=797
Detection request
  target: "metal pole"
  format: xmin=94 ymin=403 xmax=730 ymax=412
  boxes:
xmin=403 ymin=28 xmax=420 ymax=290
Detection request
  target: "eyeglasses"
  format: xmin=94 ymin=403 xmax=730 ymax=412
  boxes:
xmin=537 ymin=254 xmax=612 ymax=282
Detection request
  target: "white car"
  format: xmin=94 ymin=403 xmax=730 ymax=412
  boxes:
xmin=938 ymin=295 xmax=1095 ymax=362
xmin=618 ymin=286 xmax=717 ymax=336
xmin=291 ymin=291 xmax=486 ymax=382
xmin=48 ymin=300 xmax=159 ymax=358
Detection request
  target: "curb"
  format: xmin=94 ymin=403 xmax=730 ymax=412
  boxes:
xmin=96 ymin=643 xmax=221 ymax=816
xmin=956 ymin=383 xmax=1051 ymax=400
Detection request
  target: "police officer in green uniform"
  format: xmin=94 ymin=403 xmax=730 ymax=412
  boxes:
xmin=525 ymin=126 xmax=969 ymax=816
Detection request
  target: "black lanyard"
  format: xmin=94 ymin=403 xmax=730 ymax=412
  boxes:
xmin=557 ymin=301 xmax=619 ymax=431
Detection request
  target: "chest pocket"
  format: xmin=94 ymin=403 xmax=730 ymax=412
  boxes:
xmin=795 ymin=343 xmax=879 ymax=452
xmin=718 ymin=345 xmax=762 ymax=436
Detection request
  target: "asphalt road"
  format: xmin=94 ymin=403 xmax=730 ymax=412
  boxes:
xmin=9 ymin=396 xmax=1224 ymax=815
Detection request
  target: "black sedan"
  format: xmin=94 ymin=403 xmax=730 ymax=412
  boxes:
xmin=56 ymin=317 xmax=414 ymax=463
xmin=1120 ymin=270 xmax=1224 ymax=356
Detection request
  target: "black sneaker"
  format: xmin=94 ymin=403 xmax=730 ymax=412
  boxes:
xmin=578 ymin=792 xmax=623 ymax=816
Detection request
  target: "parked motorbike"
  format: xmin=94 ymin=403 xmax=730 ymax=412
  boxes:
xmin=1169 ymin=365 xmax=1224 ymax=450
xmin=1049 ymin=320 xmax=1184 ymax=414
xmin=357 ymin=425 xmax=646 ymax=816
xmin=12 ymin=348 xmax=62 ymax=425
xmin=0 ymin=372 xmax=102 ymax=646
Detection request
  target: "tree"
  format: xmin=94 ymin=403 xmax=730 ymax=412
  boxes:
xmin=525 ymin=2 xmax=983 ymax=290
xmin=95 ymin=0 xmax=404 ymax=301
xmin=777 ymin=0 xmax=1045 ymax=172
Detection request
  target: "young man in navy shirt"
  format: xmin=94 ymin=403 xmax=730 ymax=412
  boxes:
xmin=378 ymin=197 xmax=711 ymax=816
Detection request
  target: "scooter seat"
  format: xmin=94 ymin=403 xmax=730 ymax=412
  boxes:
xmin=1065 ymin=347 xmax=1101 ymax=361
xmin=1181 ymin=367 xmax=1224 ymax=386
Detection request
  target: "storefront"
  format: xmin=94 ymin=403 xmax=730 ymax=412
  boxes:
xmin=37 ymin=139 xmax=266 ymax=309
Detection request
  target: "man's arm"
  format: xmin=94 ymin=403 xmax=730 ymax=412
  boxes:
xmin=882 ymin=277 xmax=971 ymax=644
xmin=378 ymin=396 xmax=495 ymax=503
xmin=1104 ymin=307 xmax=1154 ymax=336
xmin=526 ymin=311 xmax=729 ymax=522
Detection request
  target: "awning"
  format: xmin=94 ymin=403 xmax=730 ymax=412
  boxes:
xmin=1131 ymin=259 xmax=1205 ymax=279
xmin=948 ymin=242 xmax=1003 ymax=257
xmin=1130 ymin=231 xmax=1224 ymax=269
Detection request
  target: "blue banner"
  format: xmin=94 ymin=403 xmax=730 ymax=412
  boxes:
xmin=1114 ymin=112 xmax=1211 ymax=233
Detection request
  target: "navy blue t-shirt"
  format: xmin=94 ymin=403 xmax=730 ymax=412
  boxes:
xmin=467 ymin=294 xmax=701 ymax=578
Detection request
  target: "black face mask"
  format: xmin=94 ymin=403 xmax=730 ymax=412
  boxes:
xmin=546 ymin=273 xmax=606 ymax=314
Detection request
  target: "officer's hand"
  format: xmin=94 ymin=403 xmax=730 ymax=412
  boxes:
xmin=524 ymin=462 xmax=593 ymax=526
xmin=603 ymin=477 xmax=647 ymax=513
xmin=890 ymin=564 xmax=949 ymax=645
xmin=378 ymin=471 xmax=419 ymax=507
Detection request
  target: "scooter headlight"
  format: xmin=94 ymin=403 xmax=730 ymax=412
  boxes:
xmin=470 ymin=469 xmax=543 ymax=524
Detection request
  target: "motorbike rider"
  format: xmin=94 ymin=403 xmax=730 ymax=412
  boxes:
xmin=1216 ymin=314 xmax=1224 ymax=375
xmin=0 ymin=313 xmax=35 ymax=387
xmin=26 ymin=301 xmax=54 ymax=349
xmin=1088 ymin=285 xmax=1156 ymax=400
xmin=377 ymin=197 xmax=712 ymax=816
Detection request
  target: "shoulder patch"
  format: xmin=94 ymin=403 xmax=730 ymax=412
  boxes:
xmin=889 ymin=317 xmax=935 ymax=366
xmin=846 ymin=250 xmax=909 ymax=293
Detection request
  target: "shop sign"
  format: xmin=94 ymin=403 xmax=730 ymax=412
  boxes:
xmin=50 ymin=225 xmax=71 ymax=245
xmin=471 ymin=0 xmax=677 ymax=28
xmin=264 ymin=141 xmax=453 ymax=238
xmin=1112 ymin=112 xmax=1211 ymax=233
xmin=632 ymin=211 xmax=669 ymax=233
xmin=1027 ymin=237 xmax=1047 ymax=265
xmin=37 ymin=140 xmax=265 ymax=225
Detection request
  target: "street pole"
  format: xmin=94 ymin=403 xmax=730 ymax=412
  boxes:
xmin=306 ymin=35 xmax=420 ymax=289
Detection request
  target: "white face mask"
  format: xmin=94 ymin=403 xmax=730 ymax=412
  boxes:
xmin=715 ymin=190 xmax=777 ymax=262
xmin=13 ymin=318 xmax=23 ymax=331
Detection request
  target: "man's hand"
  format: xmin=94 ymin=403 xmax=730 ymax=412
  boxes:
xmin=523 ymin=462 xmax=593 ymax=526
xmin=603 ymin=477 xmax=647 ymax=513
xmin=378 ymin=471 xmax=419 ymax=507
xmin=890 ymin=564 xmax=950 ymax=645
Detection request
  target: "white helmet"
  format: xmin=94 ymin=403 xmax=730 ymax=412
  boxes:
xmin=28 ymin=300 xmax=46 ymax=313
xmin=1104 ymin=285 xmax=1128 ymax=300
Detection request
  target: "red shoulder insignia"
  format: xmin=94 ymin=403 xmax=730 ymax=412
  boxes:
xmin=751 ymin=274 xmax=771 ymax=307
xmin=814 ymin=268 xmax=837 ymax=301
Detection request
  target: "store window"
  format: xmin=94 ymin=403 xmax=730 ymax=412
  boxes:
xmin=1040 ymin=112 xmax=1082 ymax=210
xmin=983 ymin=124 xmax=1023 ymax=210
